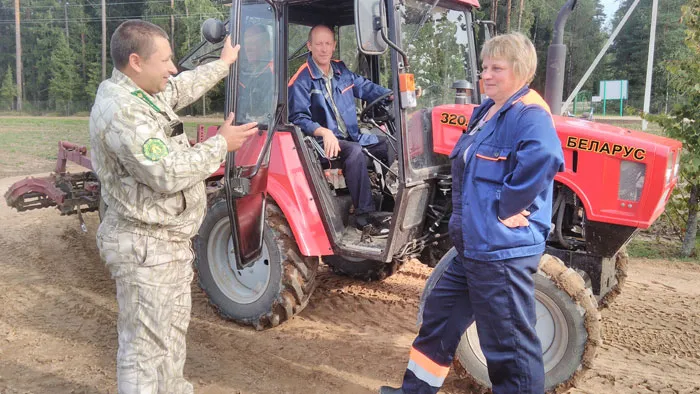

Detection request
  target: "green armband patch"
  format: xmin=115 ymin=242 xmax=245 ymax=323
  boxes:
xmin=143 ymin=138 xmax=169 ymax=161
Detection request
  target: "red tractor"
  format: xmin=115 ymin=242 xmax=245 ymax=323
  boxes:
xmin=4 ymin=0 xmax=682 ymax=391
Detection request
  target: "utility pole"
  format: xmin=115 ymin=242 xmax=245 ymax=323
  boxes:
xmin=63 ymin=1 xmax=70 ymax=40
xmin=517 ymin=0 xmax=525 ymax=31
xmin=14 ymin=0 xmax=22 ymax=112
xmin=642 ymin=0 xmax=658 ymax=130
xmin=506 ymin=0 xmax=512 ymax=32
xmin=171 ymin=0 xmax=175 ymax=51
xmin=81 ymin=33 xmax=86 ymax=79
xmin=492 ymin=0 xmax=498 ymax=27
xmin=561 ymin=0 xmax=641 ymax=115
xmin=102 ymin=0 xmax=106 ymax=80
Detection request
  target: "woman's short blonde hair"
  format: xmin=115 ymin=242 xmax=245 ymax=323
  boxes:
xmin=480 ymin=32 xmax=537 ymax=84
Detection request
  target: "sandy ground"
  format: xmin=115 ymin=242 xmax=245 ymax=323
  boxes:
xmin=1 ymin=173 xmax=700 ymax=394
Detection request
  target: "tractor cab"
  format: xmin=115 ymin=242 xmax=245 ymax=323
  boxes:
xmin=181 ymin=0 xmax=483 ymax=275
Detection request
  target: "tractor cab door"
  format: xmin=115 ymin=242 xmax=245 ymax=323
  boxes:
xmin=225 ymin=0 xmax=280 ymax=270
xmin=357 ymin=0 xmax=480 ymax=261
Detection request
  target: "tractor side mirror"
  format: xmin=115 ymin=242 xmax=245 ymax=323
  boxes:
xmin=202 ymin=18 xmax=227 ymax=44
xmin=355 ymin=0 xmax=388 ymax=55
xmin=476 ymin=20 xmax=496 ymax=41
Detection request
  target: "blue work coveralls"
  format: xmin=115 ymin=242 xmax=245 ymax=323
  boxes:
xmin=288 ymin=55 xmax=391 ymax=215
xmin=401 ymin=86 xmax=564 ymax=394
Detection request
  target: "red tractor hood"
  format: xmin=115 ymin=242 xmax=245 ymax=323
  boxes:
xmin=553 ymin=115 xmax=682 ymax=229
xmin=430 ymin=103 xmax=682 ymax=229
xmin=553 ymin=115 xmax=681 ymax=151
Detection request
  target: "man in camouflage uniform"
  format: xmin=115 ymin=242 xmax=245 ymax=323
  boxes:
xmin=90 ymin=20 xmax=258 ymax=393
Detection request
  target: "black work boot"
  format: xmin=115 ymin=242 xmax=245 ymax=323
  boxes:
xmin=379 ymin=386 xmax=404 ymax=394
xmin=355 ymin=213 xmax=390 ymax=236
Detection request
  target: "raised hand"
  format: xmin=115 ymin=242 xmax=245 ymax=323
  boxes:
xmin=220 ymin=36 xmax=241 ymax=66
xmin=218 ymin=112 xmax=258 ymax=152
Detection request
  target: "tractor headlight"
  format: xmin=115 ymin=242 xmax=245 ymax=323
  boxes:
xmin=619 ymin=161 xmax=646 ymax=202
xmin=673 ymin=150 xmax=681 ymax=178
xmin=665 ymin=154 xmax=673 ymax=185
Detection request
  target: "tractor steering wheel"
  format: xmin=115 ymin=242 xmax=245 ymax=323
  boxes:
xmin=360 ymin=91 xmax=394 ymax=124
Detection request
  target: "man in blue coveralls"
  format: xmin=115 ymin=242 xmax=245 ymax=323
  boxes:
xmin=288 ymin=24 xmax=393 ymax=235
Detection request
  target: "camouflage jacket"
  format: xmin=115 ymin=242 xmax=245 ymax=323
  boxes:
xmin=90 ymin=60 xmax=229 ymax=242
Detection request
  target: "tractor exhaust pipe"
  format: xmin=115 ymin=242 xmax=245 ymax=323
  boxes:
xmin=544 ymin=0 xmax=577 ymax=115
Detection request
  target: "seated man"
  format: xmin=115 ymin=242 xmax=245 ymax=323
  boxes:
xmin=288 ymin=24 xmax=392 ymax=235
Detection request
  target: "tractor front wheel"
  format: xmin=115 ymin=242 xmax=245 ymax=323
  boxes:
xmin=194 ymin=199 xmax=318 ymax=329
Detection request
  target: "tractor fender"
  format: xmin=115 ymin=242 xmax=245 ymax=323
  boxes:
xmin=553 ymin=174 xmax=592 ymax=219
xmin=266 ymin=132 xmax=333 ymax=257
xmin=203 ymin=133 xmax=331 ymax=257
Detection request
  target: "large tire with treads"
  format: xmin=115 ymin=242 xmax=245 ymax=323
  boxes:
xmin=324 ymin=255 xmax=400 ymax=282
xmin=194 ymin=198 xmax=318 ymax=330
xmin=419 ymin=251 xmax=601 ymax=393
xmin=599 ymin=246 xmax=629 ymax=308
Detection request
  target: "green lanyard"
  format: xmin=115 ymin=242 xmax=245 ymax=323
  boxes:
xmin=131 ymin=90 xmax=161 ymax=113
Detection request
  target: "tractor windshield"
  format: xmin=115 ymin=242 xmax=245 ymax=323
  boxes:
xmin=235 ymin=1 xmax=277 ymax=126
xmin=400 ymin=0 xmax=475 ymax=108
xmin=398 ymin=0 xmax=477 ymax=172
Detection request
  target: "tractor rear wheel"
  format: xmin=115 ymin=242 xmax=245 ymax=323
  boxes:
xmin=420 ymin=252 xmax=601 ymax=393
xmin=194 ymin=198 xmax=318 ymax=330
xmin=324 ymin=256 xmax=400 ymax=281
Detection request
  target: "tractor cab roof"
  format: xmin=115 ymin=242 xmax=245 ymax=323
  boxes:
xmin=284 ymin=0 xmax=479 ymax=27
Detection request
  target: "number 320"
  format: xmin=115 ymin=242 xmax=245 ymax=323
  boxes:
xmin=439 ymin=112 xmax=468 ymax=126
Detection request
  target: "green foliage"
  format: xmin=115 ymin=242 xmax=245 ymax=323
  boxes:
xmin=609 ymin=0 xmax=688 ymax=112
xmin=645 ymin=0 xmax=700 ymax=258
xmin=84 ymin=61 xmax=102 ymax=103
xmin=0 ymin=0 xmax=689 ymax=117
xmin=48 ymin=33 xmax=79 ymax=115
xmin=0 ymin=64 xmax=16 ymax=110
xmin=627 ymin=238 xmax=699 ymax=262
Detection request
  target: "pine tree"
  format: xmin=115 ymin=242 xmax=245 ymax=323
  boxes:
xmin=0 ymin=65 xmax=17 ymax=111
xmin=85 ymin=60 xmax=102 ymax=103
xmin=610 ymin=0 xmax=687 ymax=111
xmin=646 ymin=0 xmax=700 ymax=258
xmin=48 ymin=34 xmax=79 ymax=115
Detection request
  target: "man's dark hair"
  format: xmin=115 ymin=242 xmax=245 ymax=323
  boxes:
xmin=110 ymin=20 xmax=169 ymax=70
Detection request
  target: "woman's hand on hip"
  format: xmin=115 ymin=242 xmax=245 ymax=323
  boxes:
xmin=499 ymin=210 xmax=531 ymax=228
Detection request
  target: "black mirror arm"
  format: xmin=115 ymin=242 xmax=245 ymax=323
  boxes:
xmin=376 ymin=7 xmax=409 ymax=70
xmin=374 ymin=18 xmax=408 ymax=70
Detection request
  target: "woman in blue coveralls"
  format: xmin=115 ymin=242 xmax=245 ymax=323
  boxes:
xmin=380 ymin=33 xmax=564 ymax=394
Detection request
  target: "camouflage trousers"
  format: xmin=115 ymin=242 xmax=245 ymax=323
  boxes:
xmin=97 ymin=226 xmax=195 ymax=394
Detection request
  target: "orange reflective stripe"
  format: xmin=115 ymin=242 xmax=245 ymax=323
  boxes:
xmin=513 ymin=90 xmax=551 ymax=114
xmin=409 ymin=347 xmax=450 ymax=379
xmin=288 ymin=63 xmax=309 ymax=87
xmin=341 ymin=84 xmax=355 ymax=94
xmin=475 ymin=153 xmax=507 ymax=161
xmin=253 ymin=61 xmax=274 ymax=78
